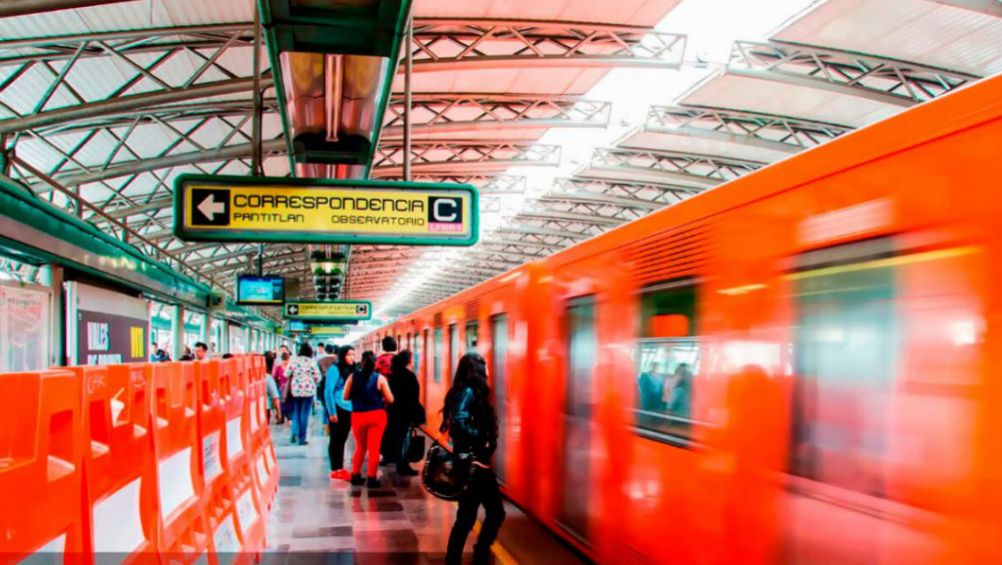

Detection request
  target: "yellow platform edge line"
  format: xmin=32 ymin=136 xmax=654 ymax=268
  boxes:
xmin=473 ymin=520 xmax=518 ymax=565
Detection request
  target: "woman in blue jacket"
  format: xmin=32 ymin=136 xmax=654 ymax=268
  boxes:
xmin=324 ymin=345 xmax=355 ymax=481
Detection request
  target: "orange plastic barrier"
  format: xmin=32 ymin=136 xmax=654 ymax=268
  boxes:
xmin=1 ymin=357 xmax=279 ymax=564
xmin=151 ymin=362 xmax=211 ymax=564
xmin=246 ymin=376 xmax=278 ymax=508
xmin=194 ymin=360 xmax=242 ymax=564
xmin=0 ymin=370 xmax=86 ymax=563
xmin=73 ymin=363 xmax=160 ymax=563
xmin=219 ymin=358 xmax=266 ymax=556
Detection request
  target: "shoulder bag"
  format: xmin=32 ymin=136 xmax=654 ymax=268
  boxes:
xmin=421 ymin=442 xmax=473 ymax=501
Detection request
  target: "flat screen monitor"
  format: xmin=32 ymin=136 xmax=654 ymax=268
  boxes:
xmin=236 ymin=275 xmax=284 ymax=305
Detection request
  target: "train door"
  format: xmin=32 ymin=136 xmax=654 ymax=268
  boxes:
xmin=491 ymin=314 xmax=508 ymax=482
xmin=559 ymin=296 xmax=597 ymax=541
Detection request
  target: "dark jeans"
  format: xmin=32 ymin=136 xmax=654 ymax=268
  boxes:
xmin=328 ymin=406 xmax=352 ymax=471
xmin=381 ymin=410 xmax=408 ymax=466
xmin=290 ymin=396 xmax=312 ymax=444
xmin=446 ymin=467 xmax=506 ymax=565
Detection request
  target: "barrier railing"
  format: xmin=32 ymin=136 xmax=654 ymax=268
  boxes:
xmin=0 ymin=355 xmax=277 ymax=565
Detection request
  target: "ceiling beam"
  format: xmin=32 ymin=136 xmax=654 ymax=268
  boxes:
xmin=409 ymin=19 xmax=686 ymax=72
xmin=33 ymin=139 xmax=286 ymax=189
xmin=0 ymin=76 xmax=268 ymax=134
xmin=382 ymin=93 xmax=610 ymax=137
xmin=728 ymin=41 xmax=977 ymax=107
xmin=0 ymin=0 xmax=138 ymax=17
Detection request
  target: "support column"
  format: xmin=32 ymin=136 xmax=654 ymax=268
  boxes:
xmin=38 ymin=264 xmax=65 ymax=367
xmin=172 ymin=303 xmax=184 ymax=360
xmin=403 ymin=13 xmax=413 ymax=182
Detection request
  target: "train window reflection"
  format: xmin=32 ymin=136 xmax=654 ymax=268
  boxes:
xmin=790 ymin=237 xmax=898 ymax=497
xmin=634 ymin=279 xmax=700 ymax=445
xmin=434 ymin=327 xmax=443 ymax=384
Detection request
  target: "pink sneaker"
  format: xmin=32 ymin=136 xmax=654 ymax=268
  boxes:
xmin=330 ymin=469 xmax=351 ymax=481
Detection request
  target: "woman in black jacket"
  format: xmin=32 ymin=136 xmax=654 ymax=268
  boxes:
xmin=442 ymin=352 xmax=505 ymax=565
xmin=383 ymin=349 xmax=423 ymax=476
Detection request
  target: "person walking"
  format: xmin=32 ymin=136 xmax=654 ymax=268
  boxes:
xmin=443 ymin=353 xmax=505 ymax=565
xmin=288 ymin=343 xmax=321 ymax=445
xmin=324 ymin=345 xmax=356 ymax=481
xmin=264 ymin=351 xmax=282 ymax=424
xmin=384 ymin=349 xmax=423 ymax=476
xmin=343 ymin=351 xmax=394 ymax=487
xmin=274 ymin=352 xmax=293 ymax=429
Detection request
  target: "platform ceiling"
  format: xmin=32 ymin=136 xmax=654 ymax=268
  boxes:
xmin=1 ymin=0 xmax=1000 ymax=330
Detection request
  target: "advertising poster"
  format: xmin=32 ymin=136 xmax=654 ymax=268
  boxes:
xmin=67 ymin=282 xmax=149 ymax=365
xmin=0 ymin=283 xmax=50 ymax=372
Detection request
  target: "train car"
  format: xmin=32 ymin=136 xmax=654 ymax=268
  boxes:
xmin=358 ymin=74 xmax=1002 ymax=564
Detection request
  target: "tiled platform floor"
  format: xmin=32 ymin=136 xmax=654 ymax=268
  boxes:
xmin=260 ymin=418 xmax=588 ymax=565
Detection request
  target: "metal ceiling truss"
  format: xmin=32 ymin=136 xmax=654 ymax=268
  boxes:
xmin=409 ymin=19 xmax=686 ymax=71
xmin=554 ymin=177 xmax=700 ymax=205
xmin=644 ymin=105 xmax=852 ymax=154
xmin=728 ymin=41 xmax=978 ymax=107
xmin=493 ymin=224 xmax=593 ymax=243
xmin=380 ymin=174 xmax=527 ymax=194
xmin=0 ymin=22 xmax=280 ymax=243
xmin=382 ymin=93 xmax=611 ymax=137
xmin=370 ymin=141 xmax=560 ymax=177
xmin=0 ymin=257 xmax=40 ymax=283
xmin=588 ymin=147 xmax=763 ymax=188
xmin=0 ymin=24 xmax=261 ymax=129
xmin=204 ymin=249 xmax=305 ymax=276
xmin=10 ymin=155 xmax=227 ymax=289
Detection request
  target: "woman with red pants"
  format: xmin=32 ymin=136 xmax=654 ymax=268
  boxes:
xmin=343 ymin=351 xmax=394 ymax=487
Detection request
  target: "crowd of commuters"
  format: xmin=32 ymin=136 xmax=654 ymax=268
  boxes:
xmin=249 ymin=337 xmax=504 ymax=565
xmin=149 ymin=340 xmax=216 ymax=362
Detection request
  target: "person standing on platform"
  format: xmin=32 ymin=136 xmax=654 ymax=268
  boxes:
xmin=384 ymin=349 xmax=423 ymax=476
xmin=317 ymin=344 xmax=338 ymax=421
xmin=288 ymin=342 xmax=321 ymax=445
xmin=344 ymin=351 xmax=394 ymax=487
xmin=375 ymin=336 xmax=397 ymax=380
xmin=264 ymin=351 xmax=282 ymax=424
xmin=325 ymin=345 xmax=357 ymax=481
xmin=275 ymin=352 xmax=294 ymax=430
xmin=194 ymin=342 xmax=209 ymax=361
xmin=375 ymin=336 xmax=397 ymax=465
xmin=443 ymin=353 xmax=505 ymax=565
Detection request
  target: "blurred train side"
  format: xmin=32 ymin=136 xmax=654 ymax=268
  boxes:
xmin=359 ymin=75 xmax=1002 ymax=564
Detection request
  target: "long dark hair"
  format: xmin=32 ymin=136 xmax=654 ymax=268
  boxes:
xmin=352 ymin=351 xmax=377 ymax=403
xmin=441 ymin=352 xmax=497 ymax=438
xmin=337 ymin=345 xmax=355 ymax=374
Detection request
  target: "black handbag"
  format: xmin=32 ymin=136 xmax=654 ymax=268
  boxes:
xmin=402 ymin=427 xmax=426 ymax=463
xmin=421 ymin=443 xmax=473 ymax=501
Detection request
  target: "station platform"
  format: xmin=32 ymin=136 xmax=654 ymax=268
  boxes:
xmin=261 ymin=419 xmax=587 ymax=565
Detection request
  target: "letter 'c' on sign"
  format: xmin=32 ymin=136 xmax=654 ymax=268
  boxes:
xmin=434 ymin=199 xmax=458 ymax=222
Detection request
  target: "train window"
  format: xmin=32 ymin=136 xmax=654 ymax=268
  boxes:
xmin=450 ymin=323 xmax=460 ymax=375
xmin=414 ymin=331 xmax=423 ymax=376
xmin=491 ymin=315 xmax=507 ymax=481
xmin=789 ymin=237 xmax=898 ymax=497
xmin=634 ymin=279 xmax=700 ymax=446
xmin=466 ymin=320 xmax=478 ymax=351
xmin=434 ymin=327 xmax=443 ymax=383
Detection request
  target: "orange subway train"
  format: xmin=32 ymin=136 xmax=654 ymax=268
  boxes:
xmin=358 ymin=74 xmax=1002 ymax=564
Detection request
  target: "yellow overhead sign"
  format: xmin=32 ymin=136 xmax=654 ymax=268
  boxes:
xmin=174 ymin=174 xmax=478 ymax=246
xmin=284 ymin=301 xmax=371 ymax=321
xmin=310 ymin=326 xmax=348 ymax=336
